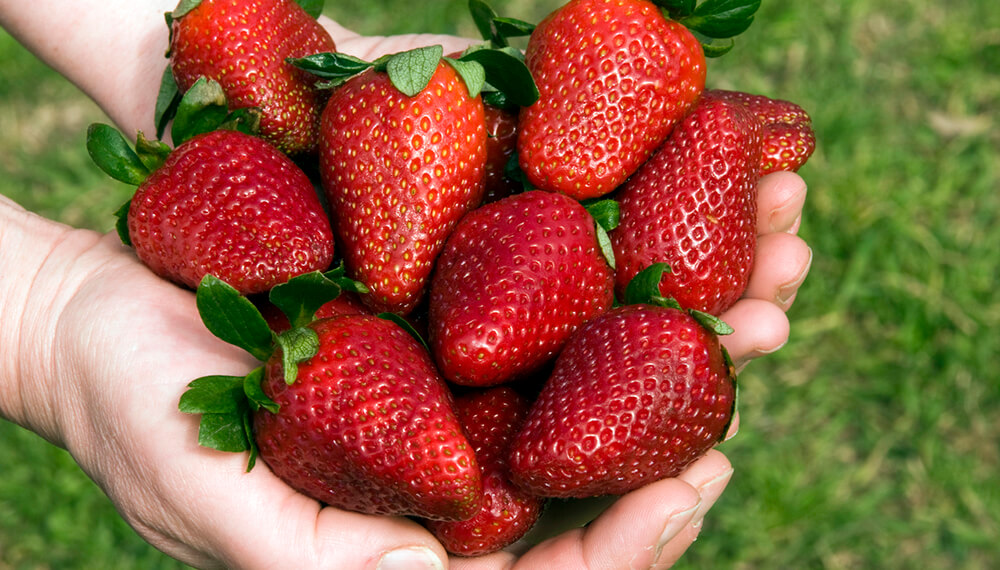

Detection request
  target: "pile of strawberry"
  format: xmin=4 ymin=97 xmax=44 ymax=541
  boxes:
xmin=86 ymin=0 xmax=815 ymax=557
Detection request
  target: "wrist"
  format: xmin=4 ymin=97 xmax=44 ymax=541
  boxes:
xmin=0 ymin=195 xmax=105 ymax=445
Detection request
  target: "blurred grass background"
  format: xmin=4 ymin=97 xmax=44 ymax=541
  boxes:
xmin=1 ymin=0 xmax=998 ymax=567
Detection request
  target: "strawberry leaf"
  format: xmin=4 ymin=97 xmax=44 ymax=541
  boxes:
xmin=689 ymin=309 xmax=735 ymax=335
xmin=269 ymin=271 xmax=345 ymax=329
xmin=154 ymin=66 xmax=182 ymax=139
xmin=444 ymin=57 xmax=486 ymax=98
xmin=179 ymin=375 xmax=247 ymax=414
xmin=135 ymin=132 xmax=172 ymax=173
xmin=289 ymin=52 xmax=373 ymax=89
xmin=294 ymin=0 xmax=324 ymax=19
xmin=583 ymin=199 xmax=620 ymax=232
xmin=656 ymin=0 xmax=697 ymax=19
xmin=323 ymin=263 xmax=371 ymax=295
xmin=171 ymin=0 xmax=203 ymax=19
xmin=170 ymin=77 xmax=229 ymax=146
xmin=196 ymin=274 xmax=275 ymax=361
xmin=467 ymin=0 xmax=535 ymax=47
xmin=197 ymin=409 xmax=252 ymax=453
xmin=275 ymin=327 xmax=320 ymax=385
xmin=468 ymin=0 xmax=500 ymax=43
xmin=685 ymin=0 xmax=761 ymax=39
xmin=623 ymin=263 xmax=679 ymax=307
xmin=243 ymin=368 xmax=279 ymax=414
xmin=458 ymin=46 xmax=539 ymax=107
xmin=113 ymin=200 xmax=132 ymax=246
xmin=584 ymin=200 xmax=620 ymax=270
xmin=85 ymin=123 xmax=150 ymax=186
xmin=384 ymin=45 xmax=444 ymax=97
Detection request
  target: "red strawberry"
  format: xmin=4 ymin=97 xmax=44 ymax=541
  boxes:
xmin=517 ymin=0 xmax=706 ymax=199
xmin=126 ymin=128 xmax=333 ymax=294
xmin=508 ymin=303 xmax=736 ymax=498
xmin=710 ymin=89 xmax=816 ymax=173
xmin=253 ymin=313 xmax=483 ymax=520
xmin=428 ymin=190 xmax=615 ymax=387
xmin=169 ymin=0 xmax=337 ymax=154
xmin=610 ymin=92 xmax=763 ymax=315
xmin=424 ymin=387 xmax=544 ymax=556
xmin=482 ymin=104 xmax=522 ymax=203
xmin=319 ymin=59 xmax=487 ymax=316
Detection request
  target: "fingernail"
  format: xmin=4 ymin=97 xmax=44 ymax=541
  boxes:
xmin=776 ymin=247 xmax=813 ymax=306
xmin=690 ymin=468 xmax=734 ymax=526
xmin=655 ymin=501 xmax=700 ymax=554
xmin=377 ymin=547 xmax=444 ymax=570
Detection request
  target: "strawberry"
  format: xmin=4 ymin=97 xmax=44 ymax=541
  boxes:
xmin=481 ymin=104 xmax=522 ymax=203
xmin=517 ymin=0 xmax=705 ymax=199
xmin=254 ymin=313 xmax=482 ymax=520
xmin=167 ymin=0 xmax=337 ymax=154
xmin=508 ymin=295 xmax=737 ymax=498
xmin=87 ymin=105 xmax=334 ymax=295
xmin=424 ymin=386 xmax=544 ymax=556
xmin=314 ymin=47 xmax=488 ymax=315
xmin=709 ymin=89 xmax=816 ymax=174
xmin=428 ymin=190 xmax=615 ymax=387
xmin=180 ymin=273 xmax=483 ymax=521
xmin=609 ymin=91 xmax=763 ymax=315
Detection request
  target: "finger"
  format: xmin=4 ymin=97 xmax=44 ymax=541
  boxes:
xmin=719 ymin=298 xmax=790 ymax=369
xmin=653 ymin=451 xmax=733 ymax=568
xmin=499 ymin=480 xmax=700 ymax=570
xmin=743 ymin=233 xmax=813 ymax=312
xmin=756 ymin=171 xmax=807 ymax=235
xmin=139 ymin=458 xmax=449 ymax=570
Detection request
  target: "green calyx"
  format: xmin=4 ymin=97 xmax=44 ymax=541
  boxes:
xmin=87 ymin=77 xmax=260 ymax=245
xmin=467 ymin=0 xmax=536 ymax=50
xmin=179 ymin=267 xmax=369 ymax=469
xmin=622 ymin=263 xmax=735 ymax=336
xmin=654 ymin=0 xmax=762 ymax=57
xmin=290 ymin=41 xmax=538 ymax=107
xmin=583 ymin=199 xmax=621 ymax=271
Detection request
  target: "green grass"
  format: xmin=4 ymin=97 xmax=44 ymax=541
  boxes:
xmin=2 ymin=0 xmax=999 ymax=567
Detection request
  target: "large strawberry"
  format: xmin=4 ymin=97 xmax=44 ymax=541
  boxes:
xmin=516 ymin=0 xmax=760 ymax=199
xmin=311 ymin=47 xmax=488 ymax=316
xmin=166 ymin=0 xmax=337 ymax=154
xmin=180 ymin=273 xmax=483 ymax=520
xmin=508 ymin=271 xmax=737 ymax=498
xmin=709 ymin=89 xmax=816 ymax=174
xmin=86 ymin=84 xmax=334 ymax=295
xmin=610 ymin=90 xmax=763 ymax=315
xmin=424 ymin=386 xmax=544 ymax=556
xmin=428 ymin=190 xmax=615 ymax=387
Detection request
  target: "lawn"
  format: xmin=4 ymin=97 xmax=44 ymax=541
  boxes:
xmin=2 ymin=0 xmax=998 ymax=568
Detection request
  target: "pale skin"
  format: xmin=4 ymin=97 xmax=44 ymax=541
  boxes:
xmin=0 ymin=1 xmax=812 ymax=568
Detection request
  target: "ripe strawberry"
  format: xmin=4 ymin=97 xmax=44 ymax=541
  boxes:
xmin=517 ymin=0 xmax=706 ymax=199
xmin=709 ymin=89 xmax=816 ymax=174
xmin=508 ymin=303 xmax=736 ymax=498
xmin=424 ymin=387 xmax=544 ymax=556
xmin=122 ymin=128 xmax=333 ymax=294
xmin=482 ymin=104 xmax=522 ymax=203
xmin=428 ymin=190 xmax=615 ymax=387
xmin=168 ymin=0 xmax=337 ymax=154
xmin=610 ymin=91 xmax=763 ymax=315
xmin=318 ymin=56 xmax=487 ymax=316
xmin=253 ymin=313 xmax=482 ymax=520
